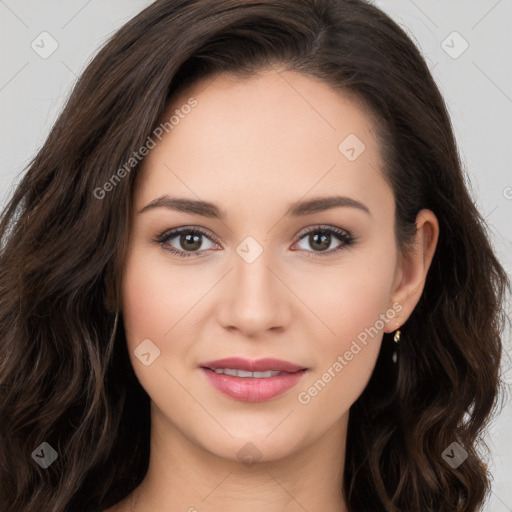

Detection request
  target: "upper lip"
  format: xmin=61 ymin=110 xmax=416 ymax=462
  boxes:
xmin=200 ymin=357 xmax=306 ymax=373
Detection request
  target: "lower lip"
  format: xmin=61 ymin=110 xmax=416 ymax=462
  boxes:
xmin=200 ymin=368 xmax=307 ymax=402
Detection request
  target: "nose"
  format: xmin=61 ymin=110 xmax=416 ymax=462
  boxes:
xmin=217 ymin=246 xmax=292 ymax=337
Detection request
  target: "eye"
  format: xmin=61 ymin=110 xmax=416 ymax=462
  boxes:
xmin=153 ymin=227 xmax=219 ymax=258
xmin=153 ymin=225 xmax=355 ymax=259
xmin=293 ymin=225 xmax=354 ymax=257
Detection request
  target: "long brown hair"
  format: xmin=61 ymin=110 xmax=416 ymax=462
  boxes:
xmin=0 ymin=1 xmax=509 ymax=511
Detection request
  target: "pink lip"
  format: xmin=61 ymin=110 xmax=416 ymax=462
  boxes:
xmin=200 ymin=367 xmax=307 ymax=402
xmin=199 ymin=357 xmax=308 ymax=402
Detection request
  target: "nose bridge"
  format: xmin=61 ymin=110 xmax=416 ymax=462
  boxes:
xmin=219 ymin=235 xmax=290 ymax=333
xmin=234 ymin=237 xmax=280 ymax=306
xmin=236 ymin=242 xmax=274 ymax=297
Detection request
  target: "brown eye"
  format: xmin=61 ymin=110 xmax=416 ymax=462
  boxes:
xmin=154 ymin=227 xmax=218 ymax=258
xmin=178 ymin=232 xmax=203 ymax=252
xmin=294 ymin=226 xmax=354 ymax=256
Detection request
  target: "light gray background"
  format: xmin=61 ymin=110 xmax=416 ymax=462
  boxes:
xmin=1 ymin=1 xmax=510 ymax=510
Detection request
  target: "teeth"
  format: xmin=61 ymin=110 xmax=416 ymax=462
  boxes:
xmin=212 ymin=368 xmax=283 ymax=378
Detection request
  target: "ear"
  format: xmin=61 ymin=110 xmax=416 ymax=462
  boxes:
xmin=384 ymin=209 xmax=439 ymax=332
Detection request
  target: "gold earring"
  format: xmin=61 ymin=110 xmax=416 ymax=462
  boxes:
xmin=394 ymin=322 xmax=401 ymax=343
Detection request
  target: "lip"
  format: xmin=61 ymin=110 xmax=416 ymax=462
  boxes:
xmin=199 ymin=357 xmax=308 ymax=402
xmin=200 ymin=367 xmax=307 ymax=402
xmin=199 ymin=357 xmax=306 ymax=373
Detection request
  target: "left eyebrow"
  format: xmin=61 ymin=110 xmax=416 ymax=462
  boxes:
xmin=137 ymin=194 xmax=371 ymax=218
xmin=286 ymin=195 xmax=371 ymax=217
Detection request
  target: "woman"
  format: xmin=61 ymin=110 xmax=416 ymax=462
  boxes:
xmin=0 ymin=1 xmax=508 ymax=511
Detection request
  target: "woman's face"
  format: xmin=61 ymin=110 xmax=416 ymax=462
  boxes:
xmin=121 ymin=69 xmax=406 ymax=463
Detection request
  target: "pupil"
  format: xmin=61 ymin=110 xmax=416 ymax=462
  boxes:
xmin=311 ymin=233 xmax=330 ymax=251
xmin=182 ymin=233 xmax=201 ymax=251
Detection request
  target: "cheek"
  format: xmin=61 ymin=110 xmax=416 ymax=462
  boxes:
xmin=121 ymin=248 xmax=198 ymax=343
xmin=296 ymin=248 xmax=396 ymax=407
xmin=309 ymin=252 xmax=396 ymax=348
xmin=121 ymin=252 xmax=166 ymax=343
xmin=120 ymin=249 xmax=193 ymax=398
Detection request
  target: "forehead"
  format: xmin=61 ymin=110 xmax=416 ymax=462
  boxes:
xmin=135 ymin=69 xmax=391 ymax=218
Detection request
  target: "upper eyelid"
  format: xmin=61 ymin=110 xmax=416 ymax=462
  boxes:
xmin=158 ymin=226 xmax=219 ymax=244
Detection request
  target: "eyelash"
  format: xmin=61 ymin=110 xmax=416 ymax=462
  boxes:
xmin=152 ymin=225 xmax=355 ymax=259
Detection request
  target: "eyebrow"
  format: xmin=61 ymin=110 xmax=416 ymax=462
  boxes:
xmin=138 ymin=194 xmax=371 ymax=218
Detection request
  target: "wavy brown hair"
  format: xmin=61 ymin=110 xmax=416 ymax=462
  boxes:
xmin=0 ymin=0 xmax=509 ymax=511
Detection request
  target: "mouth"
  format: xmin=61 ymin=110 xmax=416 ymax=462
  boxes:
xmin=199 ymin=356 xmax=307 ymax=373
xmin=202 ymin=368 xmax=294 ymax=378
xmin=199 ymin=357 xmax=308 ymax=402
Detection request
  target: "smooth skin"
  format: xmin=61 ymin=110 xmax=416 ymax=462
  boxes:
xmin=107 ymin=68 xmax=439 ymax=512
